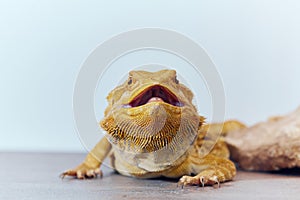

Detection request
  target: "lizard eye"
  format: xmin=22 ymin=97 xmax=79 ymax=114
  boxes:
xmin=128 ymin=77 xmax=133 ymax=85
xmin=174 ymin=76 xmax=179 ymax=84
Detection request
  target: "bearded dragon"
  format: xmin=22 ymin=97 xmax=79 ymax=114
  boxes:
xmin=62 ymin=69 xmax=245 ymax=187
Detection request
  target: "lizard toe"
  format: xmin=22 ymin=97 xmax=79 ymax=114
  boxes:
xmin=178 ymin=175 xmax=201 ymax=187
xmin=199 ymin=175 xmax=220 ymax=187
xmin=178 ymin=174 xmax=221 ymax=188
xmin=61 ymin=163 xmax=102 ymax=179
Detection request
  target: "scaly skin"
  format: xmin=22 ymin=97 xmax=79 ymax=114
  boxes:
xmin=62 ymin=69 xmax=245 ymax=187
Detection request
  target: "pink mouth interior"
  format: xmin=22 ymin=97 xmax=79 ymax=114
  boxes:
xmin=124 ymin=85 xmax=183 ymax=108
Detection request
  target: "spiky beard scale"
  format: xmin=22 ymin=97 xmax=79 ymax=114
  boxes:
xmin=101 ymin=104 xmax=201 ymax=154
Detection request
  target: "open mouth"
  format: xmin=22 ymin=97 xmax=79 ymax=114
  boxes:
xmin=124 ymin=85 xmax=183 ymax=108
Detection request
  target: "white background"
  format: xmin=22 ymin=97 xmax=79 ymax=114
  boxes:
xmin=1 ymin=0 xmax=300 ymax=152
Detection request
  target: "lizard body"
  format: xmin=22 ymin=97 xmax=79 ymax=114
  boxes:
xmin=62 ymin=69 xmax=245 ymax=186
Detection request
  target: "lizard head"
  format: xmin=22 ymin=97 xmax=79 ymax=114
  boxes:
xmin=100 ymin=69 xmax=203 ymax=155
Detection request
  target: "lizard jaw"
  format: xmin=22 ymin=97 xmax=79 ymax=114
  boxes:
xmin=123 ymin=85 xmax=183 ymax=108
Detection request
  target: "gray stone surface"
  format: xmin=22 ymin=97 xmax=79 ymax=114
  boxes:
xmin=226 ymin=107 xmax=300 ymax=171
xmin=0 ymin=152 xmax=299 ymax=200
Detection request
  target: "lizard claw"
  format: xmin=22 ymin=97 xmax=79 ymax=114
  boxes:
xmin=199 ymin=176 xmax=205 ymax=187
xmin=178 ymin=175 xmax=220 ymax=188
xmin=178 ymin=175 xmax=199 ymax=187
xmin=61 ymin=163 xmax=102 ymax=179
xmin=199 ymin=175 xmax=220 ymax=188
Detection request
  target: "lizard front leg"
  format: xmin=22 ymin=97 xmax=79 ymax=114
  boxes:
xmin=177 ymin=154 xmax=236 ymax=187
xmin=61 ymin=137 xmax=112 ymax=179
